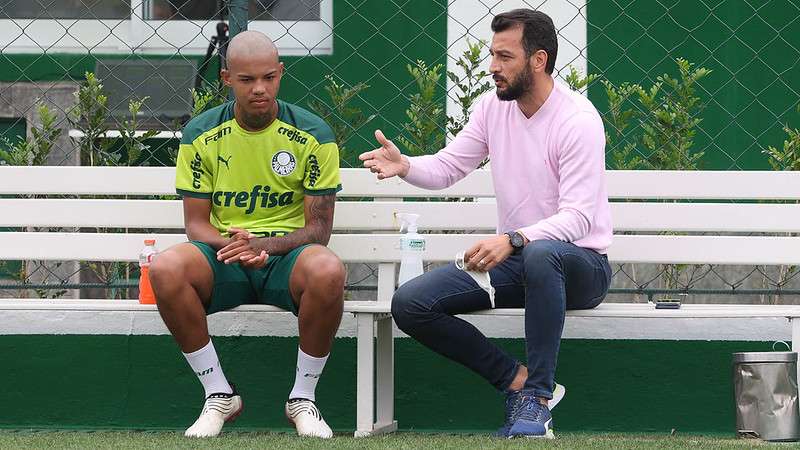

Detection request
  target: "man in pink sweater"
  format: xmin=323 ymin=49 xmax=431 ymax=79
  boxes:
xmin=360 ymin=8 xmax=612 ymax=439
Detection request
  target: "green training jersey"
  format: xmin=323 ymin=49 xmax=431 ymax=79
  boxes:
xmin=175 ymin=100 xmax=341 ymax=236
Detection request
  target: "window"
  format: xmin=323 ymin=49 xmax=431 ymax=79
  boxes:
xmin=2 ymin=0 xmax=130 ymax=19
xmin=0 ymin=0 xmax=332 ymax=55
xmin=143 ymin=1 xmax=321 ymax=21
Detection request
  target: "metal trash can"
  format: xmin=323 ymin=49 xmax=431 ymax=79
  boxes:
xmin=733 ymin=351 xmax=800 ymax=441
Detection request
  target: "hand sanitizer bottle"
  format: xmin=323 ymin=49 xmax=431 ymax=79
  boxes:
xmin=397 ymin=213 xmax=425 ymax=286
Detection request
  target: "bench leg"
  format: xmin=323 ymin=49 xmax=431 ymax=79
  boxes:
xmin=792 ymin=318 xmax=800 ymax=389
xmin=375 ymin=315 xmax=398 ymax=434
xmin=355 ymin=312 xmax=375 ymax=437
xmin=354 ymin=312 xmax=398 ymax=437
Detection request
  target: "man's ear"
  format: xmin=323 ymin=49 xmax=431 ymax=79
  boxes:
xmin=532 ymin=49 xmax=548 ymax=73
xmin=221 ymin=69 xmax=231 ymax=86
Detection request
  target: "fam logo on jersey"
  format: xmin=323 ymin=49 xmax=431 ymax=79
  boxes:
xmin=204 ymin=126 xmax=231 ymax=144
xmin=272 ymin=150 xmax=296 ymax=176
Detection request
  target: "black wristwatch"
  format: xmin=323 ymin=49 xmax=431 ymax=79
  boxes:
xmin=504 ymin=231 xmax=525 ymax=255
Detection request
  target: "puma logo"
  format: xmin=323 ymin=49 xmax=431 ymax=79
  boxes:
xmin=218 ymin=155 xmax=232 ymax=169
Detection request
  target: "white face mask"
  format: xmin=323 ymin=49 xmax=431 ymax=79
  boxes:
xmin=455 ymin=251 xmax=496 ymax=308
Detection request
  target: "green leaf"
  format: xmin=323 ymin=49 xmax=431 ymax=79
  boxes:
xmin=306 ymin=75 xmax=374 ymax=158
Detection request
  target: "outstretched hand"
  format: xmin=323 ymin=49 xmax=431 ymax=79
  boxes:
xmin=358 ymin=129 xmax=410 ymax=179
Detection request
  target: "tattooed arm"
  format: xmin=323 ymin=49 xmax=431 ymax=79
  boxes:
xmin=259 ymin=193 xmax=336 ymax=255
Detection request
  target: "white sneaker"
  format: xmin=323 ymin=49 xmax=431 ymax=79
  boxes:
xmin=184 ymin=390 xmax=243 ymax=438
xmin=548 ymin=383 xmax=566 ymax=410
xmin=285 ymin=398 xmax=333 ymax=438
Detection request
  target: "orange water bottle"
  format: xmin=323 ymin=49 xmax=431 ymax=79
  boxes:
xmin=138 ymin=239 xmax=158 ymax=304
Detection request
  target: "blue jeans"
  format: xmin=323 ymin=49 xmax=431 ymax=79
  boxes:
xmin=391 ymin=240 xmax=612 ymax=399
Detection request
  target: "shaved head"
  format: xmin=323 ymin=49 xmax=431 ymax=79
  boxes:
xmin=221 ymin=30 xmax=285 ymax=131
xmin=225 ymin=30 xmax=279 ymax=71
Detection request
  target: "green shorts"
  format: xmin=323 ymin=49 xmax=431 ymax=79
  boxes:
xmin=190 ymin=241 xmax=311 ymax=315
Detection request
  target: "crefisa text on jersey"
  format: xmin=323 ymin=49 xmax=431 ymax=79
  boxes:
xmin=277 ymin=126 xmax=308 ymax=145
xmin=191 ymin=152 xmax=204 ymax=189
xmin=212 ymin=185 xmax=295 ymax=214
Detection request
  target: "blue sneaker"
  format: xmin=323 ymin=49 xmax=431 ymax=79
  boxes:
xmin=495 ymin=383 xmax=564 ymax=438
xmin=494 ymin=390 xmax=523 ymax=437
xmin=508 ymin=392 xmax=555 ymax=439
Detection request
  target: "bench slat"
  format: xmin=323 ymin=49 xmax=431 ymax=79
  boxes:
xmin=607 ymin=170 xmax=800 ymax=200
xmin=1 ymin=199 xmax=186 ymax=229
xmin=471 ymin=303 xmax=800 ymax=318
xmin=2 ymin=232 xmax=800 ymax=265
xmin=339 ymin=168 xmax=496 ymax=197
xmin=0 ymin=166 xmax=177 ymax=195
xmin=3 ymin=166 xmax=800 ymax=200
xmin=0 ymin=199 xmax=498 ymax=231
xmin=611 ymin=202 xmax=800 ymax=232
xmin=0 ymin=167 xmax=497 ymax=198
xmin=0 ymin=298 xmax=388 ymax=314
xmin=6 ymin=199 xmax=800 ymax=233
xmin=610 ymin=234 xmax=800 ymax=265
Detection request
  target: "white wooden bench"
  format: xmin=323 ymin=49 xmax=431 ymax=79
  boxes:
xmin=2 ymin=166 xmax=800 ymax=437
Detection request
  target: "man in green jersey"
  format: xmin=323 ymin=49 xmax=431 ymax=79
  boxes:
xmin=149 ymin=30 xmax=343 ymax=439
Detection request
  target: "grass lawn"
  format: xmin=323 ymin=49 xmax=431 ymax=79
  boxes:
xmin=0 ymin=431 xmax=780 ymax=449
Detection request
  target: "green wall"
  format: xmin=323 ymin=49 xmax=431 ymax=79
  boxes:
xmin=588 ymin=0 xmax=800 ymax=170
xmin=0 ymin=335 xmax=767 ymax=434
xmin=0 ymin=117 xmax=27 ymax=164
xmin=0 ymin=118 xmax=25 ymax=144
xmin=280 ymin=0 xmax=447 ymax=165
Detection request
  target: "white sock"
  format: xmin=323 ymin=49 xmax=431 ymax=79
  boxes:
xmin=288 ymin=347 xmax=329 ymax=402
xmin=183 ymin=340 xmax=233 ymax=398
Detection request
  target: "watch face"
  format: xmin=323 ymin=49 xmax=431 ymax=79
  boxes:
xmin=511 ymin=232 xmax=524 ymax=248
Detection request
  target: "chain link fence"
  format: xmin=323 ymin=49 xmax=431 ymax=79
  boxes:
xmin=1 ymin=0 xmax=799 ymax=302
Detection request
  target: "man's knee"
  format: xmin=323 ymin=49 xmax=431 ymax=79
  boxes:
xmin=303 ymin=250 xmax=345 ymax=303
xmin=148 ymin=250 xmax=186 ymax=294
xmin=149 ymin=247 xmax=209 ymax=302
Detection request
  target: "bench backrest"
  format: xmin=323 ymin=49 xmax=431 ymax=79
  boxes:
xmin=2 ymin=167 xmax=800 ymax=268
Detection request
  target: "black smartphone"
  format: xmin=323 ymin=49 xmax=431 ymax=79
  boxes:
xmin=655 ymin=301 xmax=681 ymax=309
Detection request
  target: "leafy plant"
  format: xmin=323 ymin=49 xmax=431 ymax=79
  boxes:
xmin=446 ymin=39 xmax=492 ymax=138
xmin=763 ymin=105 xmax=800 ymax=171
xmin=119 ymin=97 xmax=158 ymax=166
xmin=0 ymin=103 xmax=62 ymax=166
xmin=638 ymin=58 xmax=710 ymax=170
xmin=602 ymin=58 xmax=710 ymax=171
xmin=564 ymin=65 xmax=599 ymax=93
xmin=70 ymin=72 xmax=115 ymax=166
xmin=307 ymin=75 xmax=376 ymax=158
xmin=191 ymin=85 xmax=229 ymax=118
xmin=398 ymin=60 xmax=445 ymax=156
xmin=603 ymin=81 xmax=645 ymax=170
